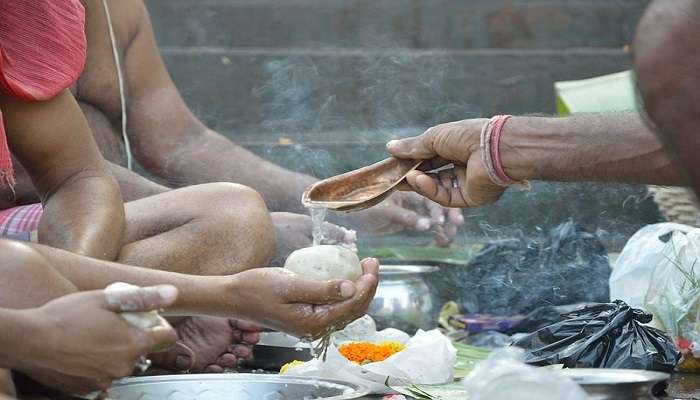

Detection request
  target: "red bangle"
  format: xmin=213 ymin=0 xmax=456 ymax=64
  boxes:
xmin=489 ymin=115 xmax=518 ymax=185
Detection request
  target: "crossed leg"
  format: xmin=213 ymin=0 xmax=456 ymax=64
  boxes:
xmin=115 ymin=183 xmax=273 ymax=372
xmin=119 ymin=182 xmax=276 ymax=276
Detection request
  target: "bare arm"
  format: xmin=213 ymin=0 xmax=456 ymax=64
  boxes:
xmin=3 ymin=90 xmax=125 ymax=259
xmin=387 ymin=112 xmax=681 ymax=207
xmin=108 ymin=162 xmax=169 ymax=201
xmin=502 ymin=113 xmax=679 ymax=184
xmin=113 ymin=0 xmax=462 ymax=239
xmin=0 ymin=308 xmax=32 ymax=369
xmin=28 ymin=242 xmax=379 ymax=338
xmin=120 ymin=4 xmax=313 ymax=212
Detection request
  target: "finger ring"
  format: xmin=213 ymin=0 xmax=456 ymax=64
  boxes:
xmin=451 ymin=176 xmax=459 ymax=188
xmin=134 ymin=356 xmax=152 ymax=374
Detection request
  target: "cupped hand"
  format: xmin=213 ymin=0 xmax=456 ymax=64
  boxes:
xmin=270 ymin=212 xmax=356 ymax=266
xmin=18 ymin=285 xmax=178 ymax=394
xmin=386 ymin=119 xmax=506 ymax=208
xmin=230 ymin=258 xmax=379 ymax=340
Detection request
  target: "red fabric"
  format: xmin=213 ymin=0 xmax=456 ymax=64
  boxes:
xmin=0 ymin=0 xmax=86 ymax=188
xmin=0 ymin=0 xmax=86 ymax=101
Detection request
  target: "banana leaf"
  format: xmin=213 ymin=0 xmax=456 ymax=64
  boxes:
xmin=555 ymin=70 xmax=637 ymax=115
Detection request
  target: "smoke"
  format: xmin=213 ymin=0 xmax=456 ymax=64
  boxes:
xmin=250 ymin=51 xmax=662 ymax=252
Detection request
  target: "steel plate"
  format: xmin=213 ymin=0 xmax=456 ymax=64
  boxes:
xmin=108 ymin=374 xmax=369 ymax=400
xmin=557 ymin=369 xmax=670 ymax=400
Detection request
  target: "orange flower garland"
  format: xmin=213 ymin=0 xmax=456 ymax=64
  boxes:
xmin=337 ymin=341 xmax=405 ymax=364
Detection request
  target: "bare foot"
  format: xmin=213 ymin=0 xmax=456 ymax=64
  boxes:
xmin=149 ymin=316 xmax=259 ymax=373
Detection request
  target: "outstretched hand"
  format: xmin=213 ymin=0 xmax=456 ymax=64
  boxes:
xmin=386 ymin=119 xmax=506 ymax=208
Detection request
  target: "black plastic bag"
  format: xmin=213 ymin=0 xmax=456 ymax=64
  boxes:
xmin=434 ymin=220 xmax=611 ymax=316
xmin=513 ymin=301 xmax=680 ymax=372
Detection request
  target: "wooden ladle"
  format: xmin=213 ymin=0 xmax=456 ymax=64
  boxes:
xmin=302 ymin=157 xmax=423 ymax=212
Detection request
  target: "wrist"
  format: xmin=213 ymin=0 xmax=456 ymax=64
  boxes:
xmin=0 ymin=308 xmax=45 ymax=370
xmin=498 ymin=116 xmax=558 ymax=182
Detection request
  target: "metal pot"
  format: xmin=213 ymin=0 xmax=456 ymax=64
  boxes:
xmin=368 ymin=263 xmax=440 ymax=333
xmin=239 ymin=332 xmax=312 ymax=371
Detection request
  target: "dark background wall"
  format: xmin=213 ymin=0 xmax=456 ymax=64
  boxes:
xmin=145 ymin=0 xmax=658 ymax=250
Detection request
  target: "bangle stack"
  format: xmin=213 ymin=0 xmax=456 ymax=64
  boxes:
xmin=480 ymin=115 xmax=530 ymax=189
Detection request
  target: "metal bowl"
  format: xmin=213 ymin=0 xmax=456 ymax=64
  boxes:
xmin=240 ymin=332 xmax=312 ymax=371
xmin=108 ymin=374 xmax=369 ymax=400
xmin=368 ymin=263 xmax=440 ymax=333
xmin=557 ymin=369 xmax=670 ymax=400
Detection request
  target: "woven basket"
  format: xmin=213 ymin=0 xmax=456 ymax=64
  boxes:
xmin=648 ymin=186 xmax=700 ymax=227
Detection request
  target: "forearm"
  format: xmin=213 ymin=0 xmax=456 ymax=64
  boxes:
xmin=0 ymin=308 xmax=33 ymax=369
xmin=501 ymin=113 xmax=682 ymax=185
xmin=39 ymin=173 xmax=125 ymax=260
xmin=108 ymin=162 xmax=170 ymax=201
xmin=150 ymin=130 xmax=315 ymax=212
xmin=29 ymin=244 xmax=236 ymax=317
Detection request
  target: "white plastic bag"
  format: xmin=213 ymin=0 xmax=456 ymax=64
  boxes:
xmin=610 ymin=222 xmax=693 ymax=308
xmin=611 ymin=223 xmax=699 ymax=370
xmin=643 ymin=229 xmax=700 ymax=370
xmin=284 ymin=329 xmax=456 ymax=394
xmin=462 ymin=348 xmax=590 ymax=400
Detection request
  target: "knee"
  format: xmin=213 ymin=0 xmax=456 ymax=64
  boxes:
xmin=197 ymin=183 xmax=276 ymax=268
xmin=0 ymin=240 xmax=76 ymax=308
xmin=0 ymin=240 xmax=45 ymax=279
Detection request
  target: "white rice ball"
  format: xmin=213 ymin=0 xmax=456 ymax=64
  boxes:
xmin=284 ymin=245 xmax=362 ymax=281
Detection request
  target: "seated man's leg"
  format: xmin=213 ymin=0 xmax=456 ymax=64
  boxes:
xmin=0 ymin=240 xmax=78 ymax=399
xmin=0 ymin=184 xmax=276 ymax=275
xmin=119 ymin=183 xmax=276 ymax=275
xmin=118 ymin=184 xmax=272 ymax=372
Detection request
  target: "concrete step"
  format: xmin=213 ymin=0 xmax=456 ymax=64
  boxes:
xmin=162 ymin=47 xmax=632 ymax=142
xmin=146 ymin=0 xmax=648 ymax=49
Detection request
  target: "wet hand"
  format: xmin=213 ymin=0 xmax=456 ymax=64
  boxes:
xmin=18 ymin=285 xmax=178 ymax=394
xmin=230 ymin=258 xmax=379 ymax=340
xmin=386 ymin=119 xmax=506 ymax=207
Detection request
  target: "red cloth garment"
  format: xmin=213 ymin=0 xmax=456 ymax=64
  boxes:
xmin=0 ymin=0 xmax=87 ymax=188
xmin=0 ymin=203 xmax=42 ymax=241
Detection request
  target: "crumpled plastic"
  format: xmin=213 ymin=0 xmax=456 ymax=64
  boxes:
xmin=610 ymin=222 xmax=693 ymax=308
xmin=284 ymin=329 xmax=456 ymax=394
xmin=512 ymin=301 xmax=679 ymax=372
xmin=462 ymin=347 xmax=590 ymax=400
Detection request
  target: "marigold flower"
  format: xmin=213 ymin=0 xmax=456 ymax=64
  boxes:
xmin=338 ymin=341 xmax=405 ymax=364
